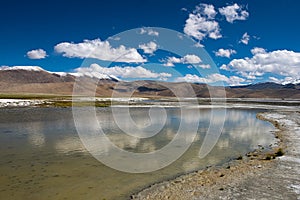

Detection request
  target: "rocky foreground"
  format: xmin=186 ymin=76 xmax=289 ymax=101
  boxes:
xmin=132 ymin=110 xmax=300 ymax=200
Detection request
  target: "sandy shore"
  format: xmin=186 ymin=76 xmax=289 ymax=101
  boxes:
xmin=132 ymin=109 xmax=300 ymax=200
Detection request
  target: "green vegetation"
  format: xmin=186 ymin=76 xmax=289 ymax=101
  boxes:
xmin=275 ymin=148 xmax=284 ymax=157
xmin=236 ymin=155 xmax=243 ymax=160
xmin=265 ymin=155 xmax=272 ymax=160
xmin=41 ymin=101 xmax=111 ymax=107
xmin=263 ymin=148 xmax=284 ymax=160
xmin=0 ymin=93 xmax=71 ymax=100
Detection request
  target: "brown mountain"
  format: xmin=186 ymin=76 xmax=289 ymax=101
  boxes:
xmin=0 ymin=69 xmax=299 ymax=98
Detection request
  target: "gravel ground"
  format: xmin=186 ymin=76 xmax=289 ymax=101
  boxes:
xmin=132 ymin=110 xmax=300 ymax=200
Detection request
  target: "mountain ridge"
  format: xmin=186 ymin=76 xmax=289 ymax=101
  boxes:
xmin=0 ymin=67 xmax=299 ymax=98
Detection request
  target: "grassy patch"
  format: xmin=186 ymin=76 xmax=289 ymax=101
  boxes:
xmin=41 ymin=101 xmax=111 ymax=107
xmin=236 ymin=155 xmax=243 ymax=160
xmin=262 ymin=148 xmax=284 ymax=160
xmin=0 ymin=93 xmax=71 ymax=100
xmin=275 ymin=148 xmax=284 ymax=157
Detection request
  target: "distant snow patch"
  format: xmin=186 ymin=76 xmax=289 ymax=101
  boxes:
xmin=0 ymin=66 xmax=45 ymax=71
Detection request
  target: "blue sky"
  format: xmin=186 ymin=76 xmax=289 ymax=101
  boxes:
xmin=1 ymin=0 xmax=300 ymax=85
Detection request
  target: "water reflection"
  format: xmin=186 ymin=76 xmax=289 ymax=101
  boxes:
xmin=94 ymin=108 xmax=275 ymax=155
xmin=225 ymin=110 xmax=274 ymax=148
xmin=55 ymin=136 xmax=86 ymax=154
xmin=25 ymin=121 xmax=46 ymax=147
xmin=0 ymin=107 xmax=276 ymax=200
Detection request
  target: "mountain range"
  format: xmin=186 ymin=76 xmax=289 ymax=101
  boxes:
xmin=0 ymin=66 xmax=299 ymax=98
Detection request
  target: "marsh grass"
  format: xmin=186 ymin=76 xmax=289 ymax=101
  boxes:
xmin=41 ymin=101 xmax=111 ymax=107
xmin=0 ymin=93 xmax=71 ymax=100
xmin=263 ymin=148 xmax=284 ymax=160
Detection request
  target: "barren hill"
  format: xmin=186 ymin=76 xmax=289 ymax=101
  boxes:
xmin=0 ymin=69 xmax=299 ymax=98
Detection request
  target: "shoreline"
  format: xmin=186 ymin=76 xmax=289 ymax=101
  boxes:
xmin=0 ymin=97 xmax=300 ymax=108
xmin=131 ymin=109 xmax=300 ymax=199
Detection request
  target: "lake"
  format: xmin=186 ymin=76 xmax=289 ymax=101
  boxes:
xmin=0 ymin=107 xmax=276 ymax=200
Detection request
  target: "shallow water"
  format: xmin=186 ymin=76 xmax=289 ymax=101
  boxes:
xmin=0 ymin=107 xmax=276 ymax=200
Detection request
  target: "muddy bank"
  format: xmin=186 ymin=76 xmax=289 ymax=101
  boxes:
xmin=132 ymin=110 xmax=300 ymax=200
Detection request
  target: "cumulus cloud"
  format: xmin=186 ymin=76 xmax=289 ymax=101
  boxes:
xmin=176 ymin=74 xmax=207 ymax=83
xmin=269 ymin=76 xmax=300 ymax=85
xmin=221 ymin=49 xmax=300 ymax=81
xmin=184 ymin=4 xmax=221 ymax=42
xmin=215 ymin=48 xmax=236 ymax=58
xmin=240 ymin=32 xmax=250 ymax=45
xmin=176 ymin=73 xmax=245 ymax=86
xmin=164 ymin=57 xmax=181 ymax=66
xmin=139 ymin=41 xmax=158 ymax=54
xmin=182 ymin=54 xmax=202 ymax=63
xmin=219 ymin=3 xmax=249 ymax=23
xmin=75 ymin=63 xmax=171 ymax=80
xmin=54 ymin=39 xmax=146 ymax=63
xmin=251 ymin=47 xmax=266 ymax=55
xmin=197 ymin=4 xmax=217 ymax=19
xmin=139 ymin=28 xmax=159 ymax=36
xmin=187 ymin=64 xmax=210 ymax=69
xmin=0 ymin=66 xmax=45 ymax=71
xmin=163 ymin=54 xmax=202 ymax=66
xmin=163 ymin=62 xmax=176 ymax=67
xmin=198 ymin=64 xmax=211 ymax=69
xmin=26 ymin=49 xmax=47 ymax=59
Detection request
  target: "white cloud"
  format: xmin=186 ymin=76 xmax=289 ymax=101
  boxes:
xmin=206 ymin=74 xmax=245 ymax=85
xmin=54 ymin=39 xmax=146 ymax=63
xmin=220 ymin=64 xmax=229 ymax=71
xmin=139 ymin=41 xmax=158 ymax=54
xmin=194 ymin=43 xmax=204 ymax=48
xmin=0 ymin=66 xmax=45 ymax=71
xmin=221 ymin=49 xmax=300 ymax=81
xmin=238 ymin=71 xmax=264 ymax=80
xmin=184 ymin=4 xmax=221 ymax=42
xmin=198 ymin=64 xmax=211 ymax=69
xmin=226 ymin=76 xmax=246 ymax=86
xmin=240 ymin=32 xmax=250 ymax=45
xmin=176 ymin=74 xmax=207 ymax=83
xmin=181 ymin=8 xmax=188 ymax=12
xmin=163 ymin=62 xmax=175 ymax=67
xmin=187 ymin=64 xmax=210 ymax=69
xmin=195 ymin=4 xmax=217 ymax=19
xmin=108 ymin=36 xmax=121 ymax=41
xmin=219 ymin=3 xmax=249 ymax=23
xmin=165 ymin=57 xmax=181 ymax=66
xmin=176 ymin=73 xmax=245 ymax=86
xmin=215 ymin=48 xmax=236 ymax=58
xmin=139 ymin=28 xmax=159 ymax=36
xmin=75 ymin=63 xmax=171 ymax=80
xmin=251 ymin=47 xmax=266 ymax=55
xmin=269 ymin=77 xmax=300 ymax=85
xmin=163 ymin=54 xmax=202 ymax=66
xmin=269 ymin=77 xmax=280 ymax=83
xmin=26 ymin=49 xmax=47 ymax=59
xmin=183 ymin=54 xmax=202 ymax=63
xmin=253 ymin=35 xmax=261 ymax=40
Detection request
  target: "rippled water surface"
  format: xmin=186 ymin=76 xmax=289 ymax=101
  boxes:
xmin=0 ymin=107 xmax=276 ymax=200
